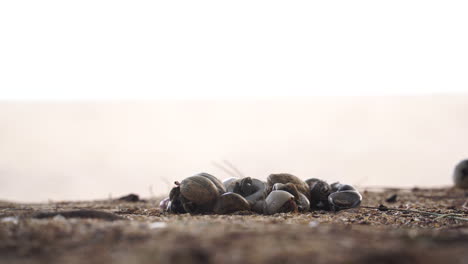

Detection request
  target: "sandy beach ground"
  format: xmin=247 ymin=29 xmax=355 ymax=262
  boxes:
xmin=0 ymin=187 xmax=467 ymax=264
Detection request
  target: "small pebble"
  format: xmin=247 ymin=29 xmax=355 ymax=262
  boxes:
xmin=53 ymin=215 xmax=67 ymax=221
xmin=308 ymin=221 xmax=320 ymax=228
xmin=378 ymin=204 xmax=389 ymax=211
xmin=148 ymin=222 xmax=167 ymax=229
xmin=386 ymin=194 xmax=398 ymax=203
xmin=118 ymin=194 xmax=140 ymax=202
xmin=1 ymin=216 xmax=18 ymax=224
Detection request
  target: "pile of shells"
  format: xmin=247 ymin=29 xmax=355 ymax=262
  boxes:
xmin=159 ymin=173 xmax=362 ymax=215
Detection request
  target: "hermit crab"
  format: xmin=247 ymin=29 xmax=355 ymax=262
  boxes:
xmin=160 ymin=172 xmax=363 ymax=215
xmin=163 ymin=173 xmax=250 ymax=214
xmin=306 ymin=178 xmax=332 ymax=210
xmin=328 ymin=182 xmax=362 ymax=210
xmin=223 ymin=176 xmax=267 ymax=213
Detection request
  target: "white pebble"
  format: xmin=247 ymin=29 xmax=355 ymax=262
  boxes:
xmin=308 ymin=221 xmax=320 ymax=228
xmin=1 ymin=216 xmax=19 ymax=224
xmin=148 ymin=221 xmax=167 ymax=229
xmin=53 ymin=215 xmax=67 ymax=221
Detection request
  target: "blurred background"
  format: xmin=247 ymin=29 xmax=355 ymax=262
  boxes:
xmin=1 ymin=96 xmax=468 ymax=202
xmin=1 ymin=1 xmax=467 ymax=201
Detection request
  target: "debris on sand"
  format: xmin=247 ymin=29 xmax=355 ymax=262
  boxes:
xmin=118 ymin=193 xmax=141 ymax=202
xmin=32 ymin=209 xmax=123 ymax=221
xmin=1 ymin=187 xmax=467 ymax=264
xmin=378 ymin=204 xmax=389 ymax=211
xmin=1 ymin=216 xmax=18 ymax=224
xmin=385 ymin=194 xmax=398 ymax=203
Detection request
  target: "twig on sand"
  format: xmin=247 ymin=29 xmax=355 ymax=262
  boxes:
xmin=361 ymin=205 xmax=468 ymax=222
xmin=435 ymin=214 xmax=467 ymax=219
xmin=32 ymin=210 xmax=123 ymax=221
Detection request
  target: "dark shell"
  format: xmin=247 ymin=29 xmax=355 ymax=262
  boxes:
xmin=330 ymin=182 xmax=356 ymax=192
xmin=305 ymin=178 xmax=322 ymax=188
xmin=251 ymin=200 xmax=265 ymax=214
xmin=233 ymin=177 xmax=258 ymax=197
xmin=169 ymin=185 xmax=180 ymax=201
xmin=196 ymin=172 xmax=226 ymax=194
xmin=328 ymin=190 xmax=362 ymax=211
xmin=309 ymin=180 xmax=332 ymax=210
xmin=243 ymin=179 xmax=266 ymax=203
xmin=267 ymin=173 xmax=310 ymax=199
xmin=272 ymin=182 xmax=300 ymax=200
xmin=180 ymin=176 xmax=219 ymax=204
xmin=223 ymin=177 xmax=238 ymax=191
xmin=297 ymin=193 xmax=310 ymax=212
xmin=226 ymin=177 xmax=266 ymax=204
xmin=454 ymin=159 xmax=468 ymax=189
xmin=167 ymin=186 xmax=186 ymax=213
xmin=167 ymin=198 xmax=186 ymax=214
xmin=179 ymin=176 xmax=219 ymax=213
xmin=213 ymin=192 xmax=251 ymax=214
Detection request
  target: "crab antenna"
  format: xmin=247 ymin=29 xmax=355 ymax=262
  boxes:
xmin=223 ymin=160 xmax=246 ymax=178
xmin=211 ymin=161 xmax=240 ymax=178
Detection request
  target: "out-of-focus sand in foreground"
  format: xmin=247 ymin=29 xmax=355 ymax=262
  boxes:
xmin=1 ymin=96 xmax=467 ymax=202
xmin=0 ymin=187 xmax=467 ymax=264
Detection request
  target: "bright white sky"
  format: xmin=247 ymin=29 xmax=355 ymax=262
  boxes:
xmin=0 ymin=1 xmax=467 ymax=100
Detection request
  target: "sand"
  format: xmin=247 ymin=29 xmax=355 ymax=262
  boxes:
xmin=1 ymin=187 xmax=467 ymax=264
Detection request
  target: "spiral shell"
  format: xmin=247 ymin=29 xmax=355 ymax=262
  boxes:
xmin=213 ymin=192 xmax=251 ymax=214
xmin=454 ymin=159 xmax=468 ymax=189
xmin=308 ymin=179 xmax=332 ymax=210
xmin=328 ymin=190 xmax=362 ymax=211
xmin=196 ymin=172 xmax=226 ymax=194
xmin=225 ymin=177 xmax=266 ymax=204
xmin=330 ymin=182 xmax=356 ymax=192
xmin=263 ymin=190 xmax=297 ymax=215
xmin=267 ymin=173 xmax=310 ymax=199
xmin=272 ymin=182 xmax=310 ymax=212
xmin=232 ymin=177 xmax=258 ymax=196
xmin=305 ymin=178 xmax=321 ymax=187
xmin=223 ymin=177 xmax=238 ymax=190
xmin=272 ymin=183 xmax=299 ymax=199
xmin=244 ymin=179 xmax=266 ymax=203
xmin=179 ymin=175 xmax=220 ymax=213
xmin=251 ymin=200 xmax=266 ymax=214
xmin=297 ymin=192 xmax=310 ymax=212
